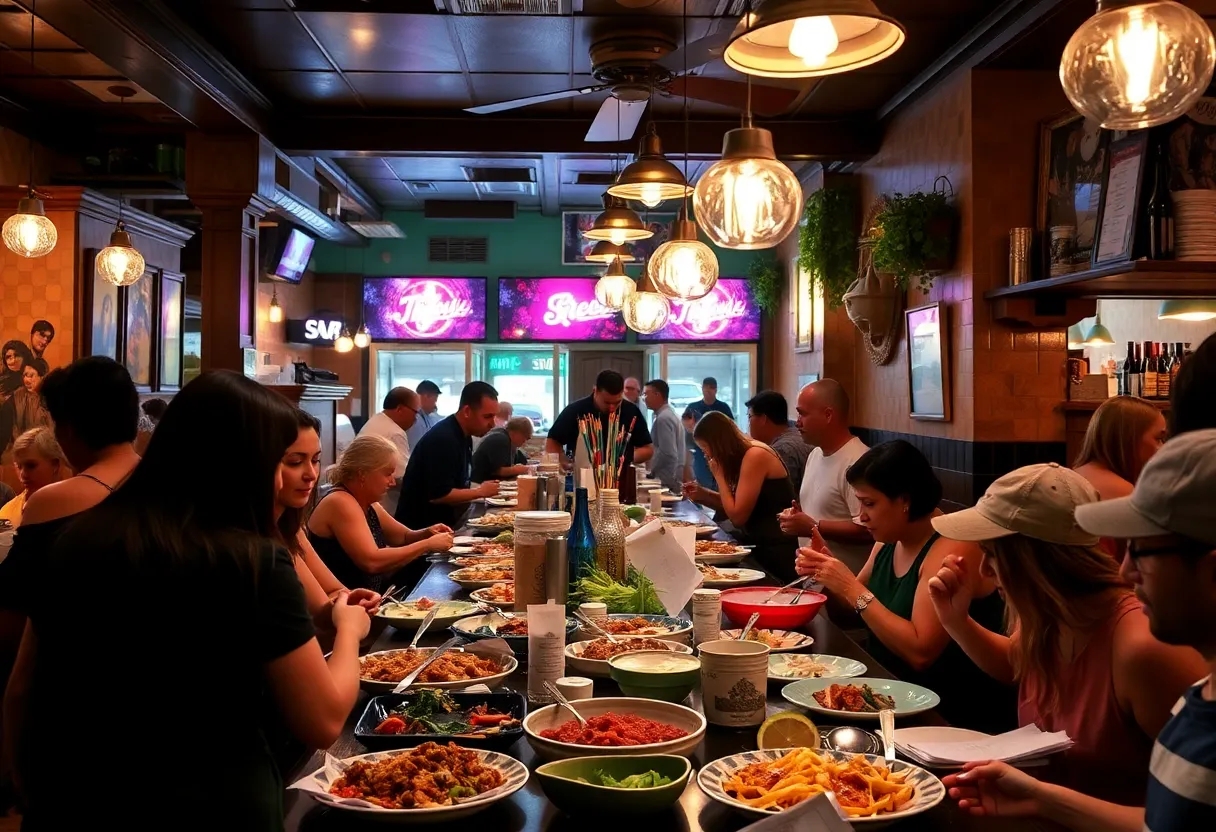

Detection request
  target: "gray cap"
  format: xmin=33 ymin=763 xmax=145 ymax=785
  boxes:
xmin=1075 ymin=428 xmax=1216 ymax=547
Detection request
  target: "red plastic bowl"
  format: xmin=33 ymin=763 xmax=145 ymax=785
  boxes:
xmin=719 ymin=587 xmax=827 ymax=630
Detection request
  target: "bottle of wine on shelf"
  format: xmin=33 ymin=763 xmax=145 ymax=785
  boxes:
xmin=1158 ymin=343 xmax=1172 ymax=400
xmin=1171 ymin=341 xmax=1185 ymax=388
xmin=1121 ymin=340 xmax=1136 ymax=396
xmin=1131 ymin=341 xmax=1143 ymax=398
xmin=1148 ymin=142 xmax=1175 ymax=259
xmin=1143 ymin=341 xmax=1158 ymax=399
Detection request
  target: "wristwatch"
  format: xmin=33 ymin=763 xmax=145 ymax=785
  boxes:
xmin=854 ymin=592 xmax=876 ymax=613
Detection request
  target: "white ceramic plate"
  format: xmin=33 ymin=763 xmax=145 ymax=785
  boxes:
xmin=449 ymin=568 xmax=514 ymax=590
xmin=698 ymin=567 xmax=766 ymax=588
xmin=485 ymin=497 xmax=518 ymax=507
xmin=576 ymin=613 xmax=693 ymax=644
xmin=694 ymin=552 xmax=749 ymax=566
xmin=697 ymin=747 xmax=945 ymax=823
xmin=375 ymin=599 xmax=482 ymax=630
xmin=448 ymin=546 xmax=476 ymax=555
xmin=299 ymin=745 xmax=529 ymax=822
xmin=781 ymin=677 xmax=941 ymax=720
xmin=453 ymin=536 xmax=479 ymax=545
xmin=469 ymin=584 xmax=514 ymax=606
xmin=719 ymin=629 xmax=815 ymax=653
xmin=564 ymin=639 xmax=694 ymax=678
xmin=695 ymin=524 xmax=720 ymax=538
xmin=524 ymin=696 xmax=706 ymax=761
xmin=358 ymin=648 xmax=518 ymax=694
xmin=767 ymin=654 xmax=867 ymax=682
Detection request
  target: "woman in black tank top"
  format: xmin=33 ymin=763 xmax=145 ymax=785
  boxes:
xmin=306 ymin=434 xmax=455 ymax=593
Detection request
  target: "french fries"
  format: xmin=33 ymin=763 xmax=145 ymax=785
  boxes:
xmin=722 ymin=748 xmax=915 ymax=817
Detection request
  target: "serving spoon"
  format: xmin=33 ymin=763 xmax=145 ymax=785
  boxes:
xmin=738 ymin=612 xmax=761 ymax=642
xmin=407 ymin=605 xmax=440 ymax=649
xmin=543 ymin=680 xmax=588 ymax=729
xmin=573 ymin=609 xmax=619 ymax=643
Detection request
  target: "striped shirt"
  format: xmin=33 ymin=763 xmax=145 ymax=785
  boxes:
xmin=1145 ymin=676 xmax=1216 ymax=832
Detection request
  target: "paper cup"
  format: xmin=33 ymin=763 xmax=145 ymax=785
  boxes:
xmin=555 ymin=676 xmax=594 ymax=701
xmin=698 ymin=639 xmax=770 ymax=727
xmin=516 ymin=475 xmax=539 ymax=511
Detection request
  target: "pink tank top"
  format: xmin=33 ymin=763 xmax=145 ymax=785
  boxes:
xmin=1018 ymin=594 xmax=1151 ymax=805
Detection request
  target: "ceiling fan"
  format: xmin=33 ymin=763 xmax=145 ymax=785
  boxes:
xmin=463 ymin=27 xmax=799 ymax=142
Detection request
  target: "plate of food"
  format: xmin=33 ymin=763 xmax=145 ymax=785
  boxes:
xmin=524 ymin=696 xmax=706 ymax=761
xmin=565 ymin=638 xmax=695 ymax=678
xmin=577 ymin=614 xmax=693 ymax=644
xmin=467 ymin=512 xmax=516 ymax=533
xmin=469 ymin=541 xmax=514 ymax=558
xmin=296 ymin=741 xmax=529 ymax=821
xmin=697 ymin=564 xmax=766 ymax=588
xmin=358 ymin=647 xmax=518 ymax=693
xmin=469 ymin=583 xmax=514 ymax=606
xmin=375 ymin=598 xmax=482 ymax=630
xmin=767 ymin=654 xmax=867 ymax=682
xmin=451 ymin=557 xmax=514 ymax=569
xmin=781 ymin=678 xmax=941 ymax=720
xmin=485 ymin=496 xmax=518 ymax=507
xmin=354 ymin=689 xmax=526 ymax=751
xmin=451 ymin=612 xmax=579 ymax=653
xmin=449 ymin=566 xmax=515 ymax=589
xmin=697 ymin=747 xmax=944 ymax=822
xmin=718 ymin=629 xmax=815 ymax=652
xmin=694 ymin=540 xmax=750 ymax=565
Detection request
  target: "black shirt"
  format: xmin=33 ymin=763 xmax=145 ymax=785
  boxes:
xmin=308 ymin=487 xmax=390 ymax=594
xmin=395 ymin=413 xmax=473 ymax=531
xmin=548 ymin=395 xmax=652 ymax=465
xmin=472 ymin=427 xmax=517 ymax=483
xmin=688 ymin=398 xmax=735 ymax=421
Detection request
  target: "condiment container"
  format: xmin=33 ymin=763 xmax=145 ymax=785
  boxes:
xmin=578 ymin=602 xmax=607 ymax=624
xmin=515 ymin=475 xmax=539 ymax=512
xmin=691 ymin=588 xmax=722 ymax=648
xmin=514 ymin=511 xmax=573 ymax=611
xmin=554 ymin=676 xmax=593 ymax=701
xmin=527 ymin=601 xmax=568 ymax=706
xmin=698 ymin=639 xmax=770 ymax=727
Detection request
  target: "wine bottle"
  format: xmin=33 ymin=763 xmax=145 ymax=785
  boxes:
xmin=566 ymin=487 xmax=596 ymax=604
xmin=1130 ymin=341 xmax=1143 ymax=398
xmin=1171 ymin=341 xmax=1185 ymax=389
xmin=1121 ymin=340 xmax=1136 ymax=396
xmin=1148 ymin=143 xmax=1175 ymax=259
xmin=1158 ymin=343 xmax=1172 ymax=399
xmin=1143 ymin=341 xmax=1159 ymax=399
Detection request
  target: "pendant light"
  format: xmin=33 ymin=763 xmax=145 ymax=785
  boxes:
xmin=268 ymin=286 xmax=283 ymax=323
xmin=354 ymin=323 xmax=372 ymax=348
xmin=1061 ymin=1 xmax=1215 ymax=130
xmin=1082 ymin=313 xmax=1115 ymax=347
xmin=595 ymin=256 xmax=637 ymax=310
xmin=96 ymin=88 xmax=147 ymax=286
xmin=3 ymin=0 xmax=56 ymax=259
xmin=693 ymin=80 xmax=803 ymax=250
xmin=582 ymin=193 xmax=653 ymax=245
xmin=723 ymin=0 xmax=906 ymax=79
xmin=585 ymin=240 xmax=637 ymax=264
xmin=334 ymin=328 xmax=355 ymax=353
xmin=1158 ymin=298 xmax=1216 ymax=321
xmin=608 ymin=123 xmax=692 ymax=208
xmin=622 ymin=267 xmax=671 ymax=334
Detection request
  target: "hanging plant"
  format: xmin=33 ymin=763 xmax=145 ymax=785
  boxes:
xmin=870 ymin=176 xmax=957 ymax=291
xmin=748 ymin=256 xmax=781 ymax=314
xmin=799 ymin=187 xmax=858 ymax=308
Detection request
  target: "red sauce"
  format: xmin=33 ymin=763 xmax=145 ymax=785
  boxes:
xmin=538 ymin=712 xmax=689 ymax=746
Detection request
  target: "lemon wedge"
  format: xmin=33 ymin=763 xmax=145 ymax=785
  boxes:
xmin=756 ymin=712 xmax=820 ymax=751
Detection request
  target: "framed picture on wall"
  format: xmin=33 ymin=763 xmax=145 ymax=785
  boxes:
xmin=1037 ymin=111 xmax=1110 ymax=277
xmin=158 ymin=269 xmax=185 ymax=392
xmin=1091 ymin=131 xmax=1149 ymax=266
xmin=560 ymin=211 xmax=675 ymax=265
xmin=905 ymin=302 xmax=951 ymax=421
xmin=123 ymin=270 xmax=156 ymax=392
xmin=83 ymin=249 xmax=119 ymax=360
xmin=791 ymin=257 xmax=815 ymax=351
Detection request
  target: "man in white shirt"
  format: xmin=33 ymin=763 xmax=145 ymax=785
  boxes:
xmin=779 ymin=379 xmax=873 ymax=573
xmin=357 ymin=386 xmax=419 ymax=515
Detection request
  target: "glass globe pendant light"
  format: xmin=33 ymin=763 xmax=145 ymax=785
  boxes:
xmin=648 ymin=205 xmax=719 ymax=300
xmin=585 ymin=240 xmax=637 ymax=264
xmin=608 ymin=123 xmax=692 ymax=208
xmin=95 ymin=220 xmax=146 ymax=287
xmin=353 ymin=323 xmax=371 ymax=349
xmin=1061 ymin=1 xmax=1216 ymax=130
xmin=334 ymin=327 xmax=355 ymax=353
xmin=582 ymin=193 xmax=653 ymax=245
xmin=595 ymin=256 xmax=637 ymax=310
xmin=622 ymin=268 xmax=671 ymax=335
xmin=268 ymin=286 xmax=283 ymax=323
xmin=723 ymin=0 xmax=906 ymax=79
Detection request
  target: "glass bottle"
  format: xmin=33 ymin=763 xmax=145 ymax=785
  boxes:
xmin=593 ymin=488 xmax=627 ymax=582
xmin=567 ymin=487 xmax=596 ymax=600
xmin=1121 ymin=340 xmax=1135 ymax=396
xmin=1142 ymin=340 xmax=1157 ymax=399
xmin=1171 ymin=342 xmax=1185 ymax=388
xmin=1158 ymin=343 xmax=1172 ymax=400
xmin=1148 ymin=143 xmax=1174 ymax=259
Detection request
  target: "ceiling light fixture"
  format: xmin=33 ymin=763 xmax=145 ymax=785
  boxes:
xmin=585 ymin=240 xmax=637 ymax=263
xmin=622 ymin=267 xmax=671 ymax=334
xmin=595 ymin=256 xmax=637 ymax=310
xmin=95 ymin=89 xmax=146 ymax=286
xmin=354 ymin=323 xmax=372 ymax=349
xmin=1061 ymin=1 xmax=1215 ymax=130
xmin=582 ymin=192 xmax=653 ymax=245
xmin=1158 ymin=298 xmax=1216 ymax=321
xmin=651 ymin=206 xmax=719 ymax=301
xmin=334 ymin=327 xmax=355 ymax=353
xmin=723 ymin=0 xmax=907 ymax=79
xmin=608 ymin=123 xmax=693 ymax=208
xmin=3 ymin=0 xmax=56 ymax=259
xmin=268 ymin=286 xmax=283 ymax=323
xmin=1082 ymin=313 xmax=1115 ymax=346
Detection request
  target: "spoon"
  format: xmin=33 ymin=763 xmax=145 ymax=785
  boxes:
xmin=475 ymin=601 xmax=517 ymax=621
xmin=762 ymin=576 xmax=808 ymax=604
xmin=738 ymin=612 xmax=761 ymax=641
xmin=408 ymin=605 xmax=440 ymax=649
xmin=820 ymin=725 xmax=882 ymax=755
xmin=543 ymin=680 xmax=588 ymax=729
xmin=573 ymin=610 xmax=619 ymax=643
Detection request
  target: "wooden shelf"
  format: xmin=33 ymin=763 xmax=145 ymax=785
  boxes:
xmin=1061 ymin=399 xmax=1170 ymax=412
xmin=986 ymin=260 xmax=1216 ymax=301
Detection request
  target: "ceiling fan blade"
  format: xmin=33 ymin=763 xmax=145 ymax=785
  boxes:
xmin=669 ymin=76 xmax=802 ymax=117
xmin=585 ymin=97 xmax=647 ymax=142
xmin=656 ymin=29 xmax=732 ymax=73
xmin=465 ymin=84 xmax=607 ymax=115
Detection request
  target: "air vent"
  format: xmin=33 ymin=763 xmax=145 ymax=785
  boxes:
xmin=574 ymin=171 xmax=617 ymax=187
xmin=428 ymin=236 xmax=489 ymax=263
xmin=409 ymin=181 xmax=439 ymax=193
xmin=443 ymin=0 xmax=568 ymax=14
xmin=349 ymin=220 xmax=406 ymax=239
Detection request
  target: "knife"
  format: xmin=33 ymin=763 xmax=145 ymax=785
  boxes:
xmin=392 ymin=636 xmax=465 ymax=693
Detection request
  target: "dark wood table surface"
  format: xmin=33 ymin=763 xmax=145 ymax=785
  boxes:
xmin=283 ymin=499 xmax=1030 ymax=831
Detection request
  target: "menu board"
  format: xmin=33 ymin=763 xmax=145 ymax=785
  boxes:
xmin=363 ymin=277 xmax=487 ymax=341
xmin=498 ymin=277 xmax=626 ymax=342
xmin=637 ymin=278 xmax=761 ymax=342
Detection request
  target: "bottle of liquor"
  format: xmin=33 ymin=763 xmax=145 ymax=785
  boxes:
xmin=1130 ymin=341 xmax=1143 ymax=398
xmin=1148 ymin=142 xmax=1175 ymax=259
xmin=1171 ymin=341 xmax=1185 ymax=388
xmin=566 ymin=487 xmax=596 ymax=602
xmin=1120 ymin=340 xmax=1136 ymax=396
xmin=1158 ymin=343 xmax=1172 ymax=400
xmin=1142 ymin=341 xmax=1158 ymax=399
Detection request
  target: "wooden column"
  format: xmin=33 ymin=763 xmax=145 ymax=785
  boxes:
xmin=186 ymin=133 xmax=276 ymax=371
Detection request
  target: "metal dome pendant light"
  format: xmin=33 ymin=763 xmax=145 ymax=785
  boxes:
xmin=3 ymin=0 xmax=57 ymax=259
xmin=723 ymin=0 xmax=907 ymax=79
xmin=586 ymin=240 xmax=637 ymax=263
xmin=608 ymin=123 xmax=693 ymax=208
xmin=583 ymin=192 xmax=653 ymax=246
xmin=1060 ymin=1 xmax=1215 ymax=130
xmin=595 ymin=255 xmax=637 ymax=310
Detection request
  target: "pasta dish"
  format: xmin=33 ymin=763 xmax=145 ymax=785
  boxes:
xmin=578 ymin=637 xmax=676 ymax=661
xmin=470 ymin=512 xmax=515 ymax=527
xmin=329 ymin=742 xmax=505 ymax=809
xmin=450 ymin=567 xmax=514 ymax=582
xmin=598 ymin=616 xmax=676 ymax=636
xmin=360 ymin=650 xmax=504 ymax=684
xmin=722 ymin=749 xmax=915 ymax=817
xmin=696 ymin=540 xmax=744 ymax=555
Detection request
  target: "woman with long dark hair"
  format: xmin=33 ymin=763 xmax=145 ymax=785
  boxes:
xmin=3 ymin=371 xmax=368 ymax=829
xmin=684 ymin=411 xmax=797 ymax=580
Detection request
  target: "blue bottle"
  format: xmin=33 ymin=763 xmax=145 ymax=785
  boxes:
xmin=567 ymin=487 xmax=596 ymax=600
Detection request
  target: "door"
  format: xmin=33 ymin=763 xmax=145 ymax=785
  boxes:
xmin=665 ymin=346 xmax=756 ymax=427
xmin=569 ymin=351 xmax=644 ymax=403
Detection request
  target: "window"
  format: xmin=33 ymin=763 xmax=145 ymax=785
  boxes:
xmin=373 ymin=349 xmax=466 ymax=416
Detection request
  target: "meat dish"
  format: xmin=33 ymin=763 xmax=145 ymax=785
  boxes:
xmin=329 ymin=742 xmax=505 ymax=809
xmin=470 ymin=542 xmax=513 ymax=557
xmin=361 ymin=650 xmax=504 ymax=684
xmin=450 ymin=567 xmax=514 ymax=582
xmin=696 ymin=540 xmax=744 ymax=555
xmin=578 ymin=637 xmax=677 ymax=661
xmin=539 ymin=713 xmax=689 ymax=746
xmin=812 ymin=683 xmax=896 ymax=713
xmin=597 ymin=616 xmax=675 ymax=635
xmin=473 ymin=583 xmax=514 ymax=604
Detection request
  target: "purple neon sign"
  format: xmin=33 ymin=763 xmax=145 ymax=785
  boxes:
xmin=498 ymin=277 xmax=626 ymax=342
xmin=637 ymin=278 xmax=761 ymax=341
xmin=363 ymin=277 xmax=487 ymax=341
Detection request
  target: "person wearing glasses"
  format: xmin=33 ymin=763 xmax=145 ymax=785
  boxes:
xmin=935 ymin=431 xmax=1216 ymax=832
xmin=357 ymin=386 xmax=419 ymax=515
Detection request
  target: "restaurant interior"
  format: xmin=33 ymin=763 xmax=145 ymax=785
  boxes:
xmin=1 ymin=0 xmax=1216 ymax=829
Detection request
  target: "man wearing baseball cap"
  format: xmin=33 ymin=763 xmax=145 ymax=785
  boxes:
xmin=941 ymin=430 xmax=1216 ymax=831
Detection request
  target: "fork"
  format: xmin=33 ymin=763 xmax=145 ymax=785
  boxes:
xmin=573 ymin=610 xmax=619 ymax=643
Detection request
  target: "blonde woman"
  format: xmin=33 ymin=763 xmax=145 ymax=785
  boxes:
xmin=306 ymin=434 xmax=454 ymax=593
xmin=928 ymin=464 xmax=1206 ymax=806
xmin=0 ymin=427 xmax=68 ymax=527
xmin=1074 ymin=395 xmax=1166 ymax=500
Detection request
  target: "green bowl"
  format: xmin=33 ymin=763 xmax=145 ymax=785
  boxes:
xmin=535 ymin=754 xmax=691 ymax=816
xmin=608 ymin=650 xmax=701 ymax=703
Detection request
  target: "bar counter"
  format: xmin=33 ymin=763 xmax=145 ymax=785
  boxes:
xmin=283 ymin=500 xmax=1032 ymax=831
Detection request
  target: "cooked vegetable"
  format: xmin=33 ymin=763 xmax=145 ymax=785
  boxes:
xmin=578 ymin=769 xmax=674 ymax=789
xmin=492 ymin=530 xmax=514 ymax=544
xmin=622 ymin=505 xmax=647 ymax=522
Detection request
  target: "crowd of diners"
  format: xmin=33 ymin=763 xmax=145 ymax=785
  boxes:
xmin=0 ymin=334 xmax=1208 ymax=829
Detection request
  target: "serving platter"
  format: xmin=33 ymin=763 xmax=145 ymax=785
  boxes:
xmin=358 ymin=648 xmax=518 ymax=694
xmin=767 ymin=654 xmax=867 ymax=682
xmin=449 ymin=567 xmax=514 ymax=590
xmin=698 ymin=567 xmax=765 ymax=587
xmin=575 ymin=613 xmax=693 ymax=644
xmin=564 ymin=639 xmax=694 ymax=678
xmin=375 ymin=599 xmax=481 ymax=630
xmin=781 ymin=677 xmax=941 ymax=720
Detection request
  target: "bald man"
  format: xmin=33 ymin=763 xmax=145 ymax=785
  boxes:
xmin=778 ymin=379 xmax=873 ymax=574
xmin=358 ymin=386 xmax=420 ymax=514
xmin=623 ymin=377 xmax=642 ymax=406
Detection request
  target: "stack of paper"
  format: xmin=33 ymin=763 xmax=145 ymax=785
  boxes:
xmin=899 ymin=725 xmax=1071 ymax=768
xmin=624 ymin=520 xmax=700 ymax=615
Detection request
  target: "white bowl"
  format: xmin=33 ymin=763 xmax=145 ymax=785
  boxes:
xmin=575 ymin=613 xmax=693 ymax=645
xmin=358 ymin=648 xmax=518 ymax=694
xmin=524 ymin=696 xmax=706 ymax=761
xmin=565 ymin=639 xmax=694 ymax=678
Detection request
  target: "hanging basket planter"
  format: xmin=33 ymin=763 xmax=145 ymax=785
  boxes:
xmin=870 ymin=176 xmax=957 ymax=292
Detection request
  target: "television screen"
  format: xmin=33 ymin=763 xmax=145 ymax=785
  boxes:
xmin=272 ymin=228 xmax=315 ymax=283
xmin=498 ymin=277 xmax=626 ymax=342
xmin=636 ymin=278 xmax=762 ymax=341
xmin=363 ymin=277 xmax=487 ymax=341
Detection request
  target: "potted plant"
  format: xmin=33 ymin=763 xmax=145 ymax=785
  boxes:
xmin=748 ymin=256 xmax=781 ymax=314
xmin=799 ymin=186 xmax=857 ymax=308
xmin=870 ymin=178 xmax=957 ymax=291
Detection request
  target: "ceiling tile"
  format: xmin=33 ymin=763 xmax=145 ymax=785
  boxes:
xmin=385 ymin=157 xmax=471 ymax=181
xmin=257 ymin=71 xmax=360 ymax=105
xmin=0 ymin=10 xmax=78 ymax=51
xmin=452 ymin=16 xmax=574 ymax=74
xmin=468 ymin=74 xmax=596 ymax=114
xmin=1 ymin=50 xmax=119 ymax=78
xmin=346 ymin=72 xmax=471 ymax=108
xmin=299 ymin=12 xmax=460 ymax=72
xmin=337 ymin=158 xmax=399 ymax=180
xmin=205 ymin=11 xmax=332 ymax=71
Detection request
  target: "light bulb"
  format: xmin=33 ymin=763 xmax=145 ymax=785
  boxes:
xmin=353 ymin=325 xmax=371 ymax=349
xmin=649 ymin=238 xmax=719 ymax=301
xmin=638 ymin=183 xmax=665 ymax=208
xmin=95 ymin=224 xmax=146 ymax=287
xmin=268 ymin=292 xmax=283 ymax=323
xmin=694 ymin=128 xmax=803 ymax=250
xmin=609 ymin=228 xmax=628 ymax=246
xmin=2 ymin=208 xmax=57 ymax=259
xmin=1061 ymin=1 xmax=1216 ymax=130
xmin=622 ymin=289 xmax=670 ymax=334
xmin=788 ymin=16 xmax=838 ymax=68
xmin=595 ymin=273 xmax=636 ymax=311
xmin=334 ymin=329 xmax=354 ymax=353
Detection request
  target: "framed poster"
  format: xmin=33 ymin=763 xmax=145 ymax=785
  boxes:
xmin=792 ymin=258 xmax=814 ymax=351
xmin=83 ymin=249 xmax=119 ymax=360
xmin=123 ymin=270 xmax=156 ymax=392
xmin=561 ymin=211 xmax=675 ymax=265
xmin=1037 ymin=111 xmax=1109 ymax=276
xmin=158 ymin=269 xmax=185 ymax=392
xmin=905 ymin=302 xmax=951 ymax=422
xmin=1092 ymin=132 xmax=1149 ymax=266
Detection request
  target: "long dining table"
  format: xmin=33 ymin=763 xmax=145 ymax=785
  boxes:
xmin=282 ymin=498 xmax=1032 ymax=831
